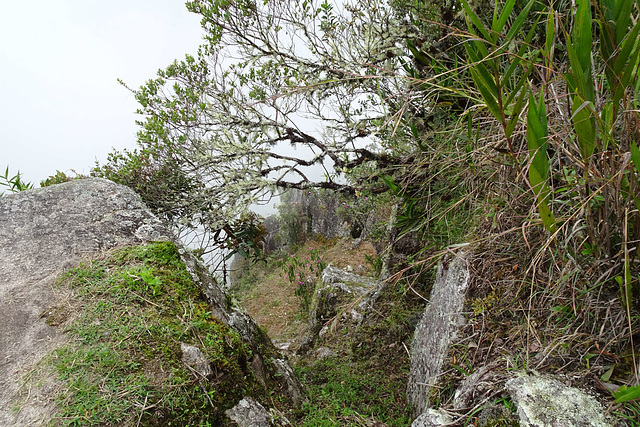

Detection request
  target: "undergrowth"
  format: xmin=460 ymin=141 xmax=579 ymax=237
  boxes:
xmin=42 ymin=241 xmax=262 ymax=426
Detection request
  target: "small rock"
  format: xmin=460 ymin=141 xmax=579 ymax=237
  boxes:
xmin=225 ymin=397 xmax=272 ymax=427
xmin=411 ymin=408 xmax=454 ymax=426
xmin=273 ymin=340 xmax=293 ymax=351
xmin=180 ymin=343 xmax=212 ymax=378
xmin=315 ymin=346 xmax=336 ymax=359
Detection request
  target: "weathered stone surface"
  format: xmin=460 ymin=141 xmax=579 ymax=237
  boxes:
xmin=286 ymin=189 xmax=352 ymax=240
xmin=407 ymin=252 xmax=470 ymax=416
xmin=298 ymin=266 xmax=377 ymax=354
xmin=0 ymin=178 xmax=172 ymax=426
xmin=272 ymin=358 xmax=308 ymax=408
xmin=315 ymin=346 xmax=337 ymax=359
xmin=411 ymin=408 xmax=454 ymax=426
xmin=180 ymin=343 xmax=213 ymax=378
xmin=505 ymin=373 xmax=613 ymax=427
xmin=321 ymin=265 xmax=377 ymax=289
xmin=225 ymin=397 xmax=273 ymax=427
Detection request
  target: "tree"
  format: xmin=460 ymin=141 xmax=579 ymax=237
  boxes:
xmin=99 ymin=0 xmax=431 ymax=255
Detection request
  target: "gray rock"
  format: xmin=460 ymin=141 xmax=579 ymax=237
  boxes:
xmin=315 ymin=346 xmax=337 ymax=359
xmin=321 ymin=265 xmax=376 ymax=289
xmin=411 ymin=408 xmax=454 ymax=426
xmin=180 ymin=343 xmax=213 ymax=378
xmin=0 ymin=178 xmax=171 ymax=426
xmin=225 ymin=397 xmax=273 ymax=427
xmin=272 ymin=358 xmax=308 ymax=408
xmin=298 ymin=266 xmax=377 ymax=354
xmin=407 ymin=252 xmax=470 ymax=416
xmin=505 ymin=373 xmax=613 ymax=426
xmin=0 ymin=178 xmax=306 ymax=425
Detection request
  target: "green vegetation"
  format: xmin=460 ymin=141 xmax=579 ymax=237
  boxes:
xmin=298 ymin=358 xmax=411 ymax=426
xmin=282 ymin=248 xmax=327 ymax=314
xmin=42 ymin=242 xmax=267 ymax=426
xmin=77 ymin=0 xmax=640 ymax=424
xmin=0 ymin=166 xmax=32 ymax=195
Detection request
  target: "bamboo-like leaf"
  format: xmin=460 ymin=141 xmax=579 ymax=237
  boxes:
xmin=527 ymin=90 xmax=556 ymax=232
xmin=573 ymin=0 xmax=593 ymax=76
xmin=460 ymin=0 xmax=492 ymax=41
xmin=469 ymin=68 xmax=502 ymax=120
xmin=505 ymin=84 xmax=528 ymax=139
xmin=613 ymin=0 xmax=634 ymax=44
xmin=631 ymin=142 xmax=640 ymax=175
xmin=566 ymin=0 xmax=597 ymax=163
xmin=504 ymin=0 xmax=537 ymax=42
xmin=572 ymin=98 xmax=597 ymax=161
xmin=503 ymin=16 xmax=541 ymax=84
xmin=545 ymin=8 xmax=555 ymax=61
xmin=493 ymin=0 xmax=517 ymax=36
xmin=505 ymin=56 xmax=537 ymax=107
xmin=566 ymin=40 xmax=586 ymax=92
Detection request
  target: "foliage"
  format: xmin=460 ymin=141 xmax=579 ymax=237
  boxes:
xmin=0 ymin=166 xmax=32 ymax=195
xmin=40 ymin=170 xmax=74 ymax=187
xmin=275 ymin=190 xmax=308 ymax=248
xmin=282 ymin=248 xmax=327 ymax=313
xmin=95 ymin=0 xmax=446 ymax=265
xmin=93 ymin=147 xmax=268 ymax=269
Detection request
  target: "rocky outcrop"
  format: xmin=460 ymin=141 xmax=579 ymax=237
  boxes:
xmin=506 ymin=373 xmax=614 ymax=426
xmin=285 ymin=189 xmax=352 ymax=240
xmin=404 ymin=250 xmax=622 ymax=426
xmin=407 ymin=251 xmax=470 ymax=416
xmin=0 ymin=178 xmax=172 ymax=426
xmin=298 ymin=266 xmax=378 ymax=354
xmin=0 ymin=178 xmax=304 ymax=426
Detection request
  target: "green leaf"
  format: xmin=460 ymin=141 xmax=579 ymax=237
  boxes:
xmin=527 ymin=90 xmax=556 ymax=233
xmin=460 ymin=0 xmax=492 ymax=41
xmin=573 ymin=0 xmax=593 ymax=76
xmin=493 ymin=0 xmax=517 ymax=36
xmin=505 ymin=85 xmax=528 ymax=139
xmin=504 ymin=0 xmax=536 ymax=42
xmin=600 ymin=365 xmax=615 ymax=382
xmin=631 ymin=143 xmax=640 ymax=175
xmin=614 ymin=384 xmax=640 ymax=403
xmin=545 ymin=8 xmax=555 ymax=61
xmin=571 ymin=98 xmax=597 ymax=161
xmin=381 ymin=175 xmax=399 ymax=196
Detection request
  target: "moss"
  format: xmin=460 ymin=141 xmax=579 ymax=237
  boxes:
xmin=42 ymin=241 xmax=268 ymax=426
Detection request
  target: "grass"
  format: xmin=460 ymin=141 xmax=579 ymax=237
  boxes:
xmin=39 ymin=241 xmax=264 ymax=426
xmin=297 ymin=358 xmax=412 ymax=426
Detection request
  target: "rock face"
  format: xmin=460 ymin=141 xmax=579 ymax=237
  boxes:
xmin=505 ymin=373 xmax=613 ymax=427
xmin=0 ymin=178 xmax=173 ymax=426
xmin=0 ymin=178 xmax=304 ymax=426
xmin=407 ymin=252 xmax=470 ymax=416
xmin=298 ymin=266 xmax=377 ymax=354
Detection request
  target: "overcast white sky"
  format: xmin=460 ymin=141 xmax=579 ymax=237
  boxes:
xmin=1 ymin=1 xmax=203 ymax=185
